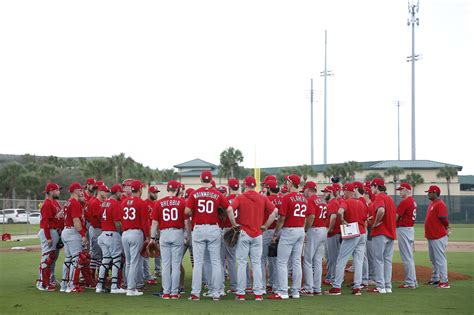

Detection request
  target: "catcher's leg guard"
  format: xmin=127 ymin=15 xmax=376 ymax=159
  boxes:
xmin=97 ymin=256 xmax=112 ymax=288
xmin=40 ymin=251 xmax=57 ymax=288
xmin=111 ymin=255 xmax=122 ymax=289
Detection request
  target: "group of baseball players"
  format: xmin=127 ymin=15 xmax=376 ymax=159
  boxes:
xmin=36 ymin=170 xmax=451 ymax=300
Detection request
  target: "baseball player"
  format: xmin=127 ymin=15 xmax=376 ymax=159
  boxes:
xmin=185 ymin=170 xmax=230 ymax=301
xmin=268 ymin=174 xmax=313 ymax=300
xmin=88 ymin=184 xmax=108 ymax=279
xmin=424 ymin=185 xmax=450 ymax=288
xmin=61 ymin=182 xmax=90 ymax=293
xmin=323 ymin=185 xmax=341 ymax=286
xmin=121 ymin=180 xmax=150 ymax=296
xmin=226 ymin=176 xmax=277 ymax=301
xmin=144 ymin=185 xmax=160 ymax=285
xmin=96 ymin=184 xmax=127 ymax=294
xmin=301 ymin=181 xmax=327 ymax=296
xmin=178 ymin=187 xmax=196 ymax=294
xmin=363 ymin=184 xmax=376 ymax=286
xmin=262 ymin=179 xmax=282 ymax=294
xmin=84 ymin=178 xmax=97 ymax=203
xmin=368 ymin=178 xmax=397 ymax=294
xmin=37 ymin=182 xmax=63 ymax=291
xmin=150 ymin=180 xmax=188 ymax=299
xmin=326 ymin=183 xmax=367 ymax=296
xmin=395 ymin=182 xmax=418 ymax=289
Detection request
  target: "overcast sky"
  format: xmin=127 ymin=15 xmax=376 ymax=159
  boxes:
xmin=1 ymin=0 xmax=473 ymax=174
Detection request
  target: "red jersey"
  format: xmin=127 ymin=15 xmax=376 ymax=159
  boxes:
xmin=339 ymin=198 xmax=367 ymax=234
xmin=371 ymin=193 xmax=397 ymax=240
xmin=63 ymin=198 xmax=84 ymax=229
xmin=424 ymin=199 xmax=448 ymax=240
xmin=152 ymin=196 xmax=186 ymax=230
xmin=307 ymin=195 xmax=327 ymax=228
xmin=40 ymin=198 xmax=62 ymax=239
xmin=84 ymin=191 xmax=93 ymax=203
xmin=326 ymin=198 xmax=341 ymax=236
xmin=144 ymin=199 xmax=156 ymax=219
xmin=84 ymin=196 xmax=97 ymax=224
xmin=231 ymin=191 xmax=275 ymax=237
xmin=100 ymin=198 xmax=122 ymax=231
xmin=121 ymin=197 xmax=150 ymax=237
xmin=279 ymin=192 xmax=310 ymax=228
xmin=397 ymin=196 xmax=417 ymax=227
xmin=186 ymin=187 xmax=230 ymax=225
xmin=223 ymin=194 xmax=238 ymax=228
xmin=88 ymin=197 xmax=103 ymax=228
xmin=266 ymin=194 xmax=282 ymax=229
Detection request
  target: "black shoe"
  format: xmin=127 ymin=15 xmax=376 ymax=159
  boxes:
xmin=425 ymin=280 xmax=440 ymax=285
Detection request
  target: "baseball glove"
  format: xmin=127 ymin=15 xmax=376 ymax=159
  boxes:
xmin=140 ymin=240 xmax=150 ymax=258
xmin=268 ymin=241 xmax=278 ymax=257
xmin=56 ymin=237 xmax=64 ymax=249
xmin=223 ymin=226 xmax=241 ymax=248
xmin=147 ymin=241 xmax=161 ymax=258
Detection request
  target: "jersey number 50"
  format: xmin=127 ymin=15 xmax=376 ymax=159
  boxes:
xmin=123 ymin=207 xmax=136 ymax=220
xmin=294 ymin=204 xmax=307 ymax=217
xmin=197 ymin=200 xmax=214 ymax=214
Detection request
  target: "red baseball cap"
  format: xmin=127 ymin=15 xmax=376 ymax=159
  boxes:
xmin=263 ymin=175 xmax=277 ymax=184
xmin=43 ymin=182 xmax=62 ymax=194
xmin=69 ymin=182 xmax=84 ymax=193
xmin=244 ymin=176 xmax=257 ymax=187
xmin=304 ymin=181 xmax=317 ymax=190
xmin=185 ymin=188 xmax=195 ymax=198
xmin=228 ymin=178 xmax=240 ymax=190
xmin=363 ymin=186 xmax=372 ymax=195
xmin=280 ymin=184 xmax=289 ymax=194
xmin=321 ymin=186 xmax=335 ymax=193
xmin=371 ymin=178 xmax=385 ymax=187
xmin=149 ymin=185 xmax=160 ymax=193
xmin=343 ymin=183 xmax=355 ymax=192
xmin=110 ymin=184 xmax=123 ymax=194
xmin=96 ymin=180 xmax=105 ymax=188
xmin=210 ymin=180 xmax=216 ymax=187
xmin=122 ymin=178 xmax=134 ymax=187
xmin=131 ymin=180 xmax=143 ymax=191
xmin=86 ymin=178 xmax=96 ymax=185
xmin=364 ymin=181 xmax=371 ymax=188
xmin=167 ymin=180 xmax=179 ymax=190
xmin=332 ymin=183 xmax=342 ymax=191
xmin=217 ymin=186 xmax=227 ymax=194
xmin=425 ymin=185 xmax=441 ymax=194
xmin=201 ymin=171 xmax=213 ymax=181
xmin=286 ymin=174 xmax=301 ymax=187
xmin=266 ymin=179 xmax=278 ymax=190
xmin=396 ymin=182 xmax=412 ymax=191
xmin=353 ymin=181 xmax=363 ymax=190
xmin=98 ymin=185 xmax=110 ymax=192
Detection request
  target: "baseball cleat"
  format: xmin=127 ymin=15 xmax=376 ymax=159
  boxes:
xmin=171 ymin=294 xmax=181 ymax=299
xmin=71 ymin=286 xmax=84 ymax=293
xmin=398 ymin=284 xmax=416 ymax=289
xmin=60 ymin=286 xmax=67 ymax=293
xmin=147 ymin=279 xmax=158 ymax=285
xmin=266 ymin=286 xmax=272 ymax=293
xmin=436 ymin=282 xmax=450 ymax=289
xmin=245 ymin=287 xmax=252 ymax=293
xmin=385 ymin=288 xmax=392 ymax=293
xmin=38 ymin=284 xmax=56 ymax=292
xmin=95 ymin=287 xmax=103 ymax=293
xmin=212 ymin=296 xmax=220 ymax=302
xmin=235 ymin=294 xmax=245 ymax=301
xmin=202 ymin=292 xmax=212 ymax=298
xmin=325 ymin=288 xmax=342 ymax=296
xmin=425 ymin=280 xmax=439 ymax=285
xmin=162 ymin=294 xmax=171 ymax=300
xmin=188 ymin=294 xmax=200 ymax=301
xmin=368 ymin=287 xmax=386 ymax=294
xmin=360 ymin=284 xmax=368 ymax=290
xmin=352 ymin=288 xmax=362 ymax=296
xmin=126 ymin=289 xmax=143 ymax=296
xmin=290 ymin=294 xmax=300 ymax=299
xmin=110 ymin=288 xmax=127 ymax=294
xmin=226 ymin=289 xmax=237 ymax=294
xmin=179 ymin=288 xmax=186 ymax=295
xmin=255 ymin=295 xmax=263 ymax=301
xmin=267 ymin=293 xmax=285 ymax=300
xmin=299 ymin=289 xmax=314 ymax=296
xmin=313 ymin=291 xmax=322 ymax=296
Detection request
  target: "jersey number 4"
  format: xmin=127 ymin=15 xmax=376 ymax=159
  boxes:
xmin=123 ymin=207 xmax=136 ymax=220
xmin=294 ymin=204 xmax=307 ymax=217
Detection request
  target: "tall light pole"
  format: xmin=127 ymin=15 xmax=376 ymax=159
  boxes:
xmin=310 ymin=78 xmax=314 ymax=165
xmin=407 ymin=1 xmax=420 ymax=160
xmin=395 ymin=101 xmax=402 ymax=160
xmin=320 ymin=30 xmax=333 ymax=165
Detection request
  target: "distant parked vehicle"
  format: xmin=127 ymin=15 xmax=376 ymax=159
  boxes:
xmin=0 ymin=209 xmax=28 ymax=224
xmin=28 ymin=212 xmax=41 ymax=225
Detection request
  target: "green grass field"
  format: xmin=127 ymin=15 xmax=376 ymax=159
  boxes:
xmin=0 ymin=247 xmax=473 ymax=314
xmin=3 ymin=223 xmax=474 ymax=241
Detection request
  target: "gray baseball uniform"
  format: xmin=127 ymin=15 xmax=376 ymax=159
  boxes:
xmin=97 ymin=231 xmax=123 ymax=290
xmin=236 ymin=230 xmax=265 ymax=296
xmin=428 ymin=236 xmax=449 ymax=283
xmin=61 ymin=227 xmax=83 ymax=290
xmin=397 ymin=226 xmax=417 ymax=286
xmin=333 ymin=234 xmax=367 ymax=289
xmin=276 ymin=227 xmax=305 ymax=297
xmin=37 ymin=229 xmax=60 ymax=288
xmin=223 ymin=227 xmax=238 ymax=291
xmin=303 ymin=227 xmax=327 ymax=293
xmin=372 ymin=235 xmax=394 ymax=290
xmin=262 ymin=229 xmax=277 ymax=290
xmin=160 ymin=228 xmax=185 ymax=295
xmin=89 ymin=226 xmax=102 ymax=272
xmin=326 ymin=234 xmax=341 ymax=283
xmin=122 ymin=229 xmax=144 ymax=290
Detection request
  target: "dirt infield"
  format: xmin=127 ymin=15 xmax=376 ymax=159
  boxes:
xmin=397 ymin=240 xmax=474 ymax=253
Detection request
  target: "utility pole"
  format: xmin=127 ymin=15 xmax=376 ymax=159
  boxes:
xmin=310 ymin=78 xmax=314 ymax=165
xmin=396 ymin=101 xmax=402 ymax=160
xmin=407 ymin=1 xmax=420 ymax=160
xmin=320 ymin=30 xmax=333 ymax=164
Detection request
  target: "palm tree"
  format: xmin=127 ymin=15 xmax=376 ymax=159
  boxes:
xmin=323 ymin=164 xmax=346 ymax=183
xmin=298 ymin=164 xmax=317 ymax=183
xmin=404 ymin=172 xmax=424 ymax=195
xmin=277 ymin=167 xmax=301 ymax=184
xmin=365 ymin=172 xmax=384 ymax=183
xmin=385 ymin=166 xmax=405 ymax=198
xmin=0 ymin=163 xmax=27 ymax=198
xmin=343 ymin=161 xmax=363 ymax=182
xmin=80 ymin=159 xmax=112 ymax=180
xmin=219 ymin=147 xmax=244 ymax=179
xmin=109 ymin=153 xmax=134 ymax=183
xmin=159 ymin=168 xmax=179 ymax=181
xmin=437 ymin=165 xmax=458 ymax=209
